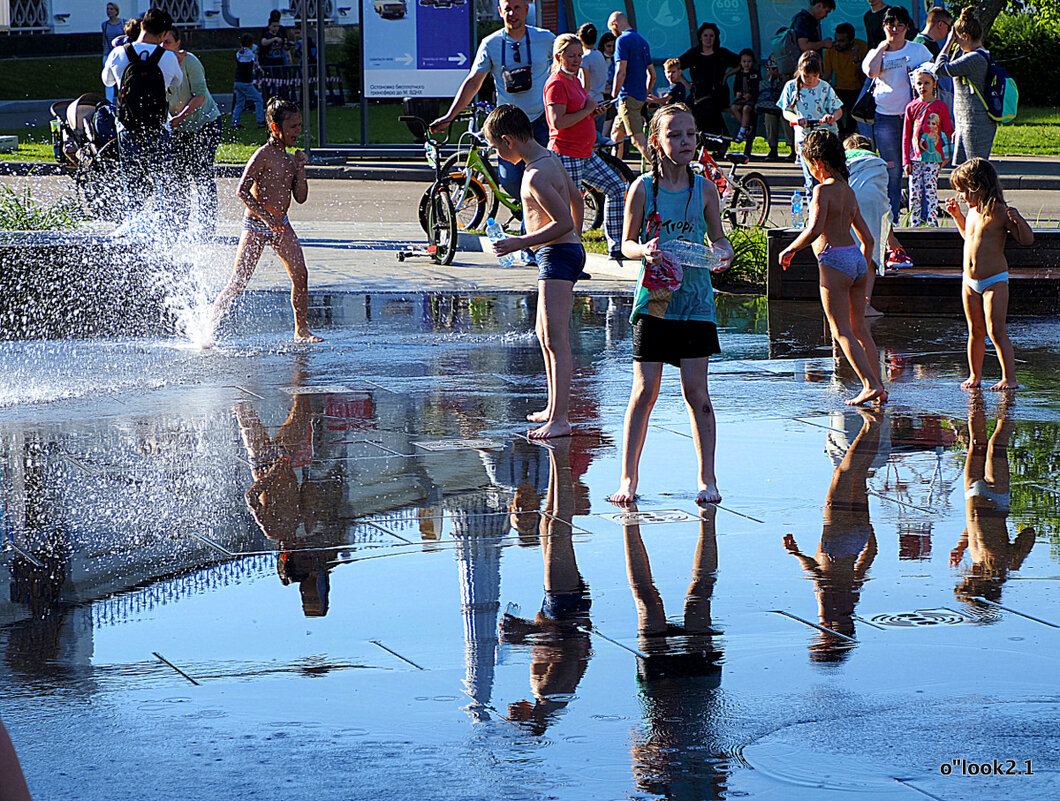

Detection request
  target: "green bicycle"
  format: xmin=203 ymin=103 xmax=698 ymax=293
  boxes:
xmin=420 ymin=101 xmax=635 ymax=235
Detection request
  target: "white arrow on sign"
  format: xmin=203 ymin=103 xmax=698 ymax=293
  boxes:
xmin=397 ymin=53 xmax=413 ymax=66
xmin=448 ymin=52 xmax=467 ymax=66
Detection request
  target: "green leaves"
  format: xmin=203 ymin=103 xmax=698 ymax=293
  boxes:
xmin=0 ymin=184 xmax=82 ymax=231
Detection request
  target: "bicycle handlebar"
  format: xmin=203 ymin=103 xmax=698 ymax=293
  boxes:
xmin=399 ymin=115 xmax=450 ymax=146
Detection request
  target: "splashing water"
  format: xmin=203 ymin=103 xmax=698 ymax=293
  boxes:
xmin=107 ymin=202 xmax=229 ymax=348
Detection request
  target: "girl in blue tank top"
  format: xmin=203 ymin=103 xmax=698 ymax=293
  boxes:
xmin=608 ymin=103 xmax=734 ymax=507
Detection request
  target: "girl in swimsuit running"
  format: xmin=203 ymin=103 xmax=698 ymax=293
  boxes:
xmin=780 ymin=129 xmax=887 ymax=406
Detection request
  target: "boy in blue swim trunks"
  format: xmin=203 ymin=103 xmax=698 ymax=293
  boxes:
xmin=211 ymin=97 xmax=321 ymax=343
xmin=484 ymin=104 xmax=585 ymax=439
xmin=780 ymin=129 xmax=887 ymax=406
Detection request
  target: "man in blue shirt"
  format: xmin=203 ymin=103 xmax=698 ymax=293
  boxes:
xmin=607 ymin=12 xmax=654 ymax=160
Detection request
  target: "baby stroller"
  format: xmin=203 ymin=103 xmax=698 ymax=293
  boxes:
xmin=49 ymin=93 xmax=124 ymax=221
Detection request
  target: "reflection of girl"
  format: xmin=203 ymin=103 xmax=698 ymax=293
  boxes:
xmin=625 ymin=504 xmax=727 ymax=798
xmin=784 ymin=409 xmax=880 ymax=661
xmin=950 ymin=400 xmax=1034 ymax=604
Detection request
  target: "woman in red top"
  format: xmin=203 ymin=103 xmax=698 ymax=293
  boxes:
xmin=545 ymin=34 xmax=629 ymax=261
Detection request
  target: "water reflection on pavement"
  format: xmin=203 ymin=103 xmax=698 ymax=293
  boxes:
xmin=1 ymin=292 xmax=1059 ymax=800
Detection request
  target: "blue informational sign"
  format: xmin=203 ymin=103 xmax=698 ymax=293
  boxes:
xmin=362 ymin=0 xmax=472 ymax=98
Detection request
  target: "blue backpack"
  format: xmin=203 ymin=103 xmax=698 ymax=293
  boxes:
xmin=970 ymin=49 xmax=1018 ymax=123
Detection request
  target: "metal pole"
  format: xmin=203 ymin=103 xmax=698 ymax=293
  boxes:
xmin=317 ymin=0 xmax=327 ymax=147
xmin=359 ymin=0 xmax=368 ymax=146
xmin=300 ymin=3 xmax=312 ymax=160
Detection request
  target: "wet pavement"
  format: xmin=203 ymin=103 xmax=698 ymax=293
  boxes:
xmin=2 ymin=285 xmax=1059 ymax=801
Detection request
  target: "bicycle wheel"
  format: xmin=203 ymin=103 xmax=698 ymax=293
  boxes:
xmin=451 ymin=176 xmax=490 ymax=231
xmin=726 ymin=171 xmax=770 ymax=230
xmin=427 ymin=185 xmax=457 ymax=265
xmin=442 ymin=153 xmax=499 ymax=224
xmin=418 ymin=185 xmax=432 ymax=234
xmin=581 ymin=187 xmax=604 ymax=232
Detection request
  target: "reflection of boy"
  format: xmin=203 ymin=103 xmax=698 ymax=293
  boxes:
xmin=237 ymin=395 xmax=316 ymax=544
xmin=500 ymin=439 xmax=591 ymax=734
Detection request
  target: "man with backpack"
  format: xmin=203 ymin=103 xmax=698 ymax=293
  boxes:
xmin=101 ymin=8 xmax=183 ymax=215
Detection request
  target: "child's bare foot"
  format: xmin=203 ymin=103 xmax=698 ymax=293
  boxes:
xmin=696 ymin=482 xmax=722 ymax=505
xmin=607 ymin=479 xmax=638 ymax=505
xmin=295 ymin=331 xmax=324 ymax=343
xmin=526 ymin=409 xmax=550 ymax=423
xmin=846 ymin=387 xmax=888 ymax=406
xmin=528 ymin=420 xmax=572 ymax=439
xmin=990 ymin=379 xmax=1019 ymax=391
xmin=961 ymin=376 xmax=982 ymax=390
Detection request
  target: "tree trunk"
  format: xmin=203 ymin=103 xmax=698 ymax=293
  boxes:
xmin=976 ymin=0 xmax=1009 ymax=34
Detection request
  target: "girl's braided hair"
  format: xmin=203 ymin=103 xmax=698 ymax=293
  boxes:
xmin=794 ymin=51 xmax=822 ymax=105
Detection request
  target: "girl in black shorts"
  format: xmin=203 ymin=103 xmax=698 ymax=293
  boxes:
xmin=608 ymin=104 xmax=734 ymax=506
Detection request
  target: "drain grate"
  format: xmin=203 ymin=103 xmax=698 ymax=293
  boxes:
xmin=598 ymin=509 xmax=699 ymax=526
xmin=411 ymin=438 xmax=502 ymax=452
xmin=868 ymin=608 xmax=973 ymax=627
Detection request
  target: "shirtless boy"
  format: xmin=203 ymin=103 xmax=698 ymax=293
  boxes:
xmin=211 ymin=97 xmax=322 ymax=343
xmin=483 ymin=104 xmax=585 ymax=439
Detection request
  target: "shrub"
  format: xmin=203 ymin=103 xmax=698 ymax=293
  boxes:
xmin=340 ymin=26 xmax=361 ymax=103
xmin=0 ymin=185 xmax=81 ymax=231
xmin=713 ymin=226 xmax=767 ymax=291
xmin=986 ymin=14 xmax=1060 ymax=107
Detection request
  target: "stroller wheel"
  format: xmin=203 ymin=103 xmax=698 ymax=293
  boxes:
xmin=74 ymin=139 xmax=128 ymax=222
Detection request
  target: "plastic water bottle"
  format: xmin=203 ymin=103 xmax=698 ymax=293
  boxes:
xmin=485 ymin=217 xmax=515 ymax=267
xmin=791 ymin=189 xmax=804 ymax=229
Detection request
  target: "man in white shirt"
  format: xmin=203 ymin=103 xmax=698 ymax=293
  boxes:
xmin=101 ymin=8 xmax=183 ymax=217
xmin=101 ymin=8 xmax=183 ymax=110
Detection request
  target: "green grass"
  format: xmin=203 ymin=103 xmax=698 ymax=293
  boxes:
xmin=1 ymin=102 xmax=444 ymax=164
xmin=0 ymin=47 xmax=343 ymax=102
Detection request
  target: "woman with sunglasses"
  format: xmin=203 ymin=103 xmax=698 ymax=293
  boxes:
xmin=862 ymin=6 xmax=932 ymax=227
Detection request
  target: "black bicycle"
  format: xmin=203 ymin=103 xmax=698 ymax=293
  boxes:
xmin=398 ymin=115 xmax=457 ymax=265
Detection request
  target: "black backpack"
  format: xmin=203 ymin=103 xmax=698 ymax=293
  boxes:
xmin=117 ymin=44 xmax=168 ymax=132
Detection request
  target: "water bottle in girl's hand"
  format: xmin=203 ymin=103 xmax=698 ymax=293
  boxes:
xmin=661 ymin=239 xmax=721 ymax=272
xmin=485 ymin=217 xmax=516 ymax=267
